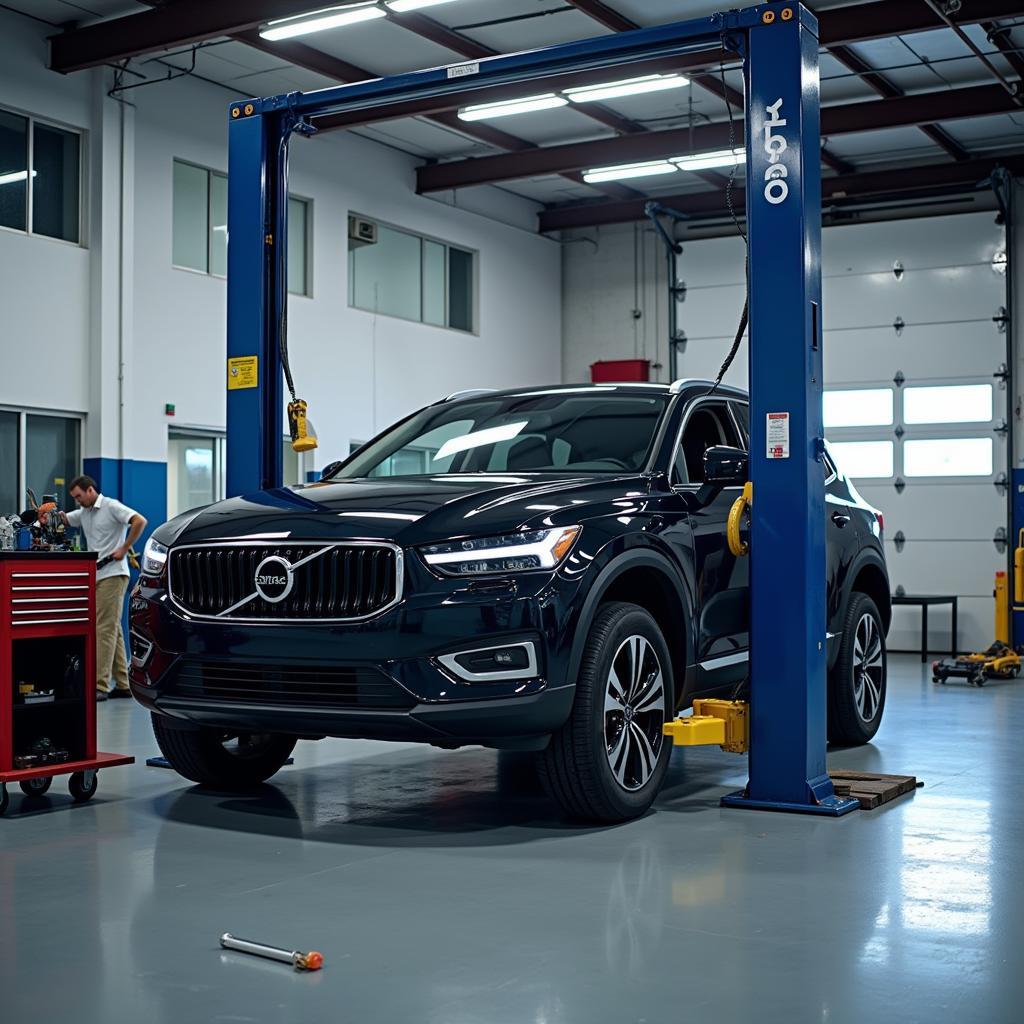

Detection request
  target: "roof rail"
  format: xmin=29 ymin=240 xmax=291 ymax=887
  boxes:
xmin=668 ymin=378 xmax=713 ymax=394
xmin=442 ymin=388 xmax=498 ymax=402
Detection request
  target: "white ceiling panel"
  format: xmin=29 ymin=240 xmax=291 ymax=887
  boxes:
xmin=1 ymin=0 xmax=142 ymax=24
xmin=457 ymin=7 xmax=609 ymax=53
xmin=312 ymin=19 xmax=461 ymax=77
xmin=204 ymin=40 xmax=302 ymax=75
xmin=824 ymin=125 xmax=949 ymax=165
xmin=357 ymin=116 xmax=501 ymax=158
xmin=606 ymin=1 xmax=723 ymax=27
xmin=942 ymin=113 xmax=1024 ymax=149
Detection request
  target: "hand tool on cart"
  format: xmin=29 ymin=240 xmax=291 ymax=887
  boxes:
xmin=221 ymin=933 xmax=324 ymax=971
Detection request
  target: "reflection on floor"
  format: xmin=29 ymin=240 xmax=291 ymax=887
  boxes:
xmin=2 ymin=655 xmax=1021 ymax=1023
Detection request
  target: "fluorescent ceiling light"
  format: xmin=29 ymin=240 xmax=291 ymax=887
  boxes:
xmin=387 ymin=0 xmax=460 ymax=10
xmin=566 ymin=73 xmax=689 ymax=103
xmin=260 ymin=3 xmax=385 ymax=41
xmin=671 ymin=148 xmax=744 ymax=171
xmin=0 ymin=169 xmax=35 ymax=186
xmin=583 ymin=160 xmax=679 ymax=183
xmin=459 ymin=94 xmax=568 ymax=121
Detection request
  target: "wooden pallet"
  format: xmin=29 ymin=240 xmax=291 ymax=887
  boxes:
xmin=828 ymin=770 xmax=918 ymax=810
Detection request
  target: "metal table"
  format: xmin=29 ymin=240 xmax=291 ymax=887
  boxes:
xmin=891 ymin=594 xmax=959 ymax=663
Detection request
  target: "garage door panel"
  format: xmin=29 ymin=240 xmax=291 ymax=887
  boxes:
xmin=823 ymin=265 xmax=1004 ymax=330
xmin=681 ymin=283 xmax=748 ymax=340
xmin=821 ymin=211 xmax=1004 ymax=276
xmin=823 ymin=322 xmax=1005 ymax=383
xmin=852 ymin=483 xmax=1004 ymax=540
xmin=887 ymin=596 xmax=988 ymax=655
xmin=884 ymin=540 xmax=998 ymax=597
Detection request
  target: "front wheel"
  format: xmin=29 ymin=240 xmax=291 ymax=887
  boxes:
xmin=537 ymin=602 xmax=673 ymax=822
xmin=828 ymin=592 xmax=887 ymax=745
xmin=151 ymin=714 xmax=296 ymax=790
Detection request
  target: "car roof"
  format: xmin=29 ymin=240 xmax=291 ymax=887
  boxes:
xmin=440 ymin=380 xmax=749 ymax=403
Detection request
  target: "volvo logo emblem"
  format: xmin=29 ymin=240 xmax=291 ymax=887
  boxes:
xmin=254 ymin=555 xmax=294 ymax=603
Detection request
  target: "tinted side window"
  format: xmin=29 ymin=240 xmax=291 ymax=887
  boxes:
xmin=730 ymin=402 xmax=749 ymax=449
xmin=674 ymin=402 xmax=742 ymax=485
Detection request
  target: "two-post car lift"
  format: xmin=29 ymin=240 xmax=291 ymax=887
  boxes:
xmin=224 ymin=2 xmax=859 ymax=816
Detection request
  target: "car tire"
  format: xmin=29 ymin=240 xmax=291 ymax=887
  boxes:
xmin=537 ymin=602 xmax=673 ymax=823
xmin=828 ymin=592 xmax=887 ymax=746
xmin=151 ymin=714 xmax=297 ymax=789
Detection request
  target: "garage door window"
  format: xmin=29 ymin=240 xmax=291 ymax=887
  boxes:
xmin=823 ymin=389 xmax=893 ymax=428
xmin=903 ymin=384 xmax=992 ymax=425
xmin=904 ymin=437 xmax=993 ymax=478
xmin=827 ymin=441 xmax=894 ymax=479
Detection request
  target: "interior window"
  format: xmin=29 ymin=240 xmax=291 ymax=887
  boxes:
xmin=674 ymin=403 xmax=741 ymax=485
xmin=730 ymin=402 xmax=749 ymax=448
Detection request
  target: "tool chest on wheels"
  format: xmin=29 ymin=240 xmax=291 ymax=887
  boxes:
xmin=0 ymin=552 xmax=133 ymax=814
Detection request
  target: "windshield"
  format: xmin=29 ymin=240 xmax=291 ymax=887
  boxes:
xmin=331 ymin=391 xmax=670 ymax=480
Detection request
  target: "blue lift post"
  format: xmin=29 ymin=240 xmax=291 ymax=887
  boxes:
xmin=224 ymin=2 xmax=857 ymax=816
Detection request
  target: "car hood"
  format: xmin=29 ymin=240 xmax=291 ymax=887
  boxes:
xmin=157 ymin=473 xmax=652 ymax=548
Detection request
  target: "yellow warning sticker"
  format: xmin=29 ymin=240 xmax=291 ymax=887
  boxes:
xmin=227 ymin=356 xmax=258 ymax=390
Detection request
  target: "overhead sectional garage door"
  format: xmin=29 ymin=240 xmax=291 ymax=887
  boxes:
xmin=674 ymin=211 xmax=1007 ymax=655
xmin=821 ymin=213 xmax=1007 ymax=654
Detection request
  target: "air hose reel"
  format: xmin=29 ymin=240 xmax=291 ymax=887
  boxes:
xmin=727 ymin=481 xmax=752 ymax=557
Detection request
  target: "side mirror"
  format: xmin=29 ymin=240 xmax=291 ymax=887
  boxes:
xmin=319 ymin=460 xmax=343 ymax=481
xmin=703 ymin=445 xmax=748 ymax=486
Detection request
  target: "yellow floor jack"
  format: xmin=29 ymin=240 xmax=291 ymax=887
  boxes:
xmin=931 ymin=568 xmax=1022 ymax=687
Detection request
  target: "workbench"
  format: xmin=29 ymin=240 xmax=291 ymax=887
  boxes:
xmin=0 ymin=551 xmax=133 ymax=814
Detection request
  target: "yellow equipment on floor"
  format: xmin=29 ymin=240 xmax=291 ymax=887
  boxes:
xmin=931 ymin=571 xmax=1022 ymax=687
xmin=663 ymin=699 xmax=749 ymax=753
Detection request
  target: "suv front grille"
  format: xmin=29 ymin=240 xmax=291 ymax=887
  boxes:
xmin=167 ymin=542 xmax=402 ymax=621
xmin=167 ymin=658 xmax=416 ymax=709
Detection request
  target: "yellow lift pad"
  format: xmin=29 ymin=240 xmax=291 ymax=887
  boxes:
xmin=663 ymin=699 xmax=749 ymax=754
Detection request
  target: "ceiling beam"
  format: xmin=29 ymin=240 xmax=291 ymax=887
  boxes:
xmin=50 ymin=0 xmax=1024 ymax=77
xmin=417 ymin=83 xmax=1019 ymax=193
xmin=826 ymin=42 xmax=969 ymax=161
xmin=538 ymin=153 xmax=1024 ymax=231
xmin=50 ymin=0 xmax=331 ymax=73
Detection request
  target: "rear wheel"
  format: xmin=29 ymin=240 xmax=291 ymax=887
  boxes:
xmin=828 ymin=592 xmax=887 ymax=745
xmin=538 ymin=602 xmax=673 ymax=822
xmin=151 ymin=714 xmax=296 ymax=789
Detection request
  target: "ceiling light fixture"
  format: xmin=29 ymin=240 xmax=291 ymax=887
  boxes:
xmin=671 ymin=148 xmax=745 ymax=171
xmin=565 ymin=73 xmax=689 ymax=103
xmin=386 ymin=0 xmax=461 ymax=11
xmin=260 ymin=3 xmax=386 ymax=41
xmin=458 ymin=94 xmax=568 ymax=121
xmin=582 ymin=159 xmax=679 ymax=183
xmin=0 ymin=169 xmax=35 ymax=186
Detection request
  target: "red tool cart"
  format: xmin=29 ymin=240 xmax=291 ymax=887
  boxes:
xmin=0 ymin=552 xmax=134 ymax=815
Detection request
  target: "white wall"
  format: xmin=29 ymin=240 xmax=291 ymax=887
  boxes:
xmin=0 ymin=7 xmax=562 ymax=480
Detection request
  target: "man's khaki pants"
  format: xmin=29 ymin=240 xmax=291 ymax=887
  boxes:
xmin=96 ymin=575 xmax=130 ymax=694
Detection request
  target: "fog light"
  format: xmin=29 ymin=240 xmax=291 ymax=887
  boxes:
xmin=438 ymin=642 xmax=538 ymax=682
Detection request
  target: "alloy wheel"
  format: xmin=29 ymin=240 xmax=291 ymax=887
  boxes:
xmin=853 ymin=612 xmax=884 ymax=722
xmin=604 ymin=635 xmax=666 ymax=792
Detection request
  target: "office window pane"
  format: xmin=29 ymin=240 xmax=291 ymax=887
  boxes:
xmin=288 ymin=196 xmax=308 ymax=296
xmin=172 ymin=160 xmax=209 ymax=272
xmin=32 ymin=123 xmax=79 ymax=242
xmin=0 ymin=110 xmax=28 ymax=232
xmin=448 ymin=247 xmax=473 ymax=331
xmin=904 ymin=384 xmax=992 ymax=425
xmin=904 ymin=437 xmax=992 ymax=477
xmin=823 ymin=388 xmax=893 ymax=428
xmin=350 ymin=223 xmax=421 ymax=321
xmin=168 ymin=436 xmax=216 ymax=516
xmin=423 ymin=239 xmax=445 ymax=326
xmin=210 ymin=171 xmax=227 ymax=277
xmin=0 ymin=412 xmax=17 ymax=515
xmin=828 ymin=440 xmax=893 ymax=479
xmin=26 ymin=415 xmax=79 ymax=506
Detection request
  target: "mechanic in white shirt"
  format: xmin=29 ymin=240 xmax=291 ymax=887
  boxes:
xmin=63 ymin=475 xmax=148 ymax=702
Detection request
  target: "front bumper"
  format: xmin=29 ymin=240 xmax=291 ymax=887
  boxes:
xmin=129 ymin=562 xmax=580 ymax=749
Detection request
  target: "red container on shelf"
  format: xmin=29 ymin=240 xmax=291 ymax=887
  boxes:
xmin=590 ymin=359 xmax=650 ymax=383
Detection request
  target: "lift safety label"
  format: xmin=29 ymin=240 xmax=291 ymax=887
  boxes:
xmin=766 ymin=412 xmax=790 ymax=459
xmin=447 ymin=62 xmax=480 ymax=79
xmin=227 ymin=356 xmax=258 ymax=390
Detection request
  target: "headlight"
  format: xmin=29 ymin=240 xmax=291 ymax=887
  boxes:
xmin=142 ymin=537 xmax=168 ymax=576
xmin=421 ymin=526 xmax=580 ymax=576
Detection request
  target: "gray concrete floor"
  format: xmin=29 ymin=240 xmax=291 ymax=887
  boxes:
xmin=3 ymin=654 xmax=1022 ymax=1023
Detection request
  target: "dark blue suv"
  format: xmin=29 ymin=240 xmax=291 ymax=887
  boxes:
xmin=130 ymin=382 xmax=889 ymax=822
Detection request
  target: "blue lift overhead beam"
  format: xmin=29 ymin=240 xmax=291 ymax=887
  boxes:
xmin=225 ymin=2 xmax=858 ymax=817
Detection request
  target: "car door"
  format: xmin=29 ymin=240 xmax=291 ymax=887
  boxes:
xmin=666 ymin=398 xmax=750 ymax=695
